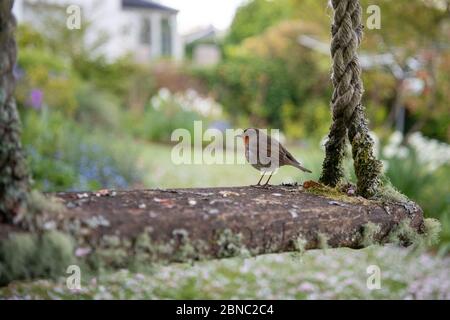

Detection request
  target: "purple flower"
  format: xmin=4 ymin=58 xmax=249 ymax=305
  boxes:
xmin=298 ymin=282 xmax=316 ymax=293
xmin=29 ymin=89 xmax=44 ymax=110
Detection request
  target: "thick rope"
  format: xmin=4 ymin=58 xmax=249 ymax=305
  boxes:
xmin=320 ymin=0 xmax=382 ymax=198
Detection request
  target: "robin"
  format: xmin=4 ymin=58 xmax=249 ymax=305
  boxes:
xmin=237 ymin=128 xmax=312 ymax=186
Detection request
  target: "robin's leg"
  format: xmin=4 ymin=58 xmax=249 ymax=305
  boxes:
xmin=263 ymin=172 xmax=274 ymax=187
xmin=253 ymin=174 xmax=264 ymax=187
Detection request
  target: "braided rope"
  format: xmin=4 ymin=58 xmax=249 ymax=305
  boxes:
xmin=320 ymin=0 xmax=382 ymax=197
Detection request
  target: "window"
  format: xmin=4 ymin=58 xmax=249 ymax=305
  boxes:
xmin=161 ymin=18 xmax=172 ymax=56
xmin=139 ymin=17 xmax=151 ymax=45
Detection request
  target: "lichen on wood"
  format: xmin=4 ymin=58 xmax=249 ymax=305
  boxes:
xmin=0 ymin=231 xmax=75 ymax=285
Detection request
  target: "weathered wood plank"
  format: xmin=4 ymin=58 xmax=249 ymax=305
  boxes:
xmin=50 ymin=185 xmax=424 ymax=262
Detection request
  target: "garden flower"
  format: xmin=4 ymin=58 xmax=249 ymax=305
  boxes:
xmin=149 ymin=88 xmax=223 ymax=117
xmin=382 ymin=131 xmax=450 ymax=171
xmin=28 ymin=88 xmax=44 ymax=110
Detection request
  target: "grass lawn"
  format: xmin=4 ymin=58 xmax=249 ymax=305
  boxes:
xmin=1 ymin=246 xmax=449 ymax=299
xmin=136 ymin=141 xmax=324 ymax=188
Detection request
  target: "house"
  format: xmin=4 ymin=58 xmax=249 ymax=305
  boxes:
xmin=183 ymin=25 xmax=222 ymax=66
xmin=13 ymin=0 xmax=184 ymax=62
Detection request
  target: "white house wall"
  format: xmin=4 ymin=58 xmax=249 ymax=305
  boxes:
xmin=13 ymin=0 xmax=183 ymax=62
xmin=170 ymin=14 xmax=183 ymax=61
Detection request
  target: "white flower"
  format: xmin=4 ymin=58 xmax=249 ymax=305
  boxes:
xmin=396 ymin=146 xmax=410 ymax=159
xmin=381 ymin=159 xmax=389 ymax=172
xmin=407 ymin=131 xmax=450 ymax=171
xmin=381 ymin=131 xmax=450 ymax=172
xmin=158 ymin=87 xmax=171 ymax=100
xmin=369 ymin=131 xmax=380 ymax=157
xmin=383 ymin=145 xmax=397 ymax=159
xmin=390 ymin=131 xmax=404 ymax=146
xmin=149 ymin=88 xmax=223 ymax=117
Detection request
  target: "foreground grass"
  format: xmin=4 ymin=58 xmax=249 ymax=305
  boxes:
xmin=1 ymin=246 xmax=449 ymax=299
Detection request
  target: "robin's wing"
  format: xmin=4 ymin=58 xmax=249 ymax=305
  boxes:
xmin=280 ymin=143 xmax=301 ymax=165
xmin=266 ymin=134 xmax=295 ymax=165
xmin=264 ymin=133 xmax=273 ymax=157
xmin=252 ymin=131 xmax=279 ymax=168
xmin=253 ymin=130 xmax=273 ymax=157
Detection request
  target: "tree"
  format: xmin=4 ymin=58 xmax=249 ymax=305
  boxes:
xmin=226 ymin=0 xmax=293 ymax=45
xmin=0 ymin=0 xmax=30 ymax=224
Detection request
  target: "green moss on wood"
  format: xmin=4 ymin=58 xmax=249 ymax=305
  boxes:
xmin=22 ymin=190 xmax=66 ymax=231
xmin=217 ymin=229 xmax=248 ymax=259
xmin=0 ymin=231 xmax=75 ymax=285
xmin=94 ymin=235 xmax=129 ymax=269
xmin=360 ymin=222 xmax=382 ymax=247
xmin=304 ymin=183 xmax=370 ymax=205
xmin=388 ymin=218 xmax=441 ymax=249
xmin=293 ymin=236 xmax=307 ymax=257
xmin=131 ymin=230 xmax=157 ymax=271
xmin=373 ymin=180 xmax=409 ymax=203
xmin=317 ymin=232 xmax=330 ymax=252
xmin=421 ymin=218 xmax=441 ymax=247
xmin=170 ymin=229 xmax=210 ymax=263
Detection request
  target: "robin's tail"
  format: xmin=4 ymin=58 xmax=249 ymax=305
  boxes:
xmin=292 ymin=163 xmax=312 ymax=173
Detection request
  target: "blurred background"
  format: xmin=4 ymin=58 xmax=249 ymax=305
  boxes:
xmin=5 ymin=0 xmax=449 ymax=299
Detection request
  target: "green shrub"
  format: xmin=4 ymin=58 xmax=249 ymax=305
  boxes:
xmin=16 ymin=37 xmax=80 ymax=116
xmin=195 ymin=21 xmax=331 ymax=137
xmin=225 ymin=0 xmax=293 ymax=45
xmin=197 ymin=56 xmax=291 ymax=128
xmin=20 ymin=109 xmax=141 ymax=192
xmin=16 ymin=24 xmax=145 ymax=192
xmin=75 ymin=85 xmax=122 ymax=130
xmin=282 ymin=100 xmax=331 ymax=140
xmin=137 ymin=107 xmax=200 ymax=143
xmin=127 ymin=88 xmax=221 ymax=143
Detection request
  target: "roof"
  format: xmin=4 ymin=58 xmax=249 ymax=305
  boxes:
xmin=122 ymin=0 xmax=179 ymax=13
xmin=183 ymin=25 xmax=219 ymax=44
